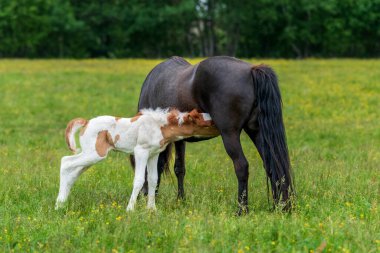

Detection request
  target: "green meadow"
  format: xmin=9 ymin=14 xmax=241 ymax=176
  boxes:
xmin=0 ymin=59 xmax=379 ymax=252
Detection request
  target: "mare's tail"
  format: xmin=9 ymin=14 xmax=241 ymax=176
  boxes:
xmin=65 ymin=118 xmax=88 ymax=153
xmin=251 ymin=64 xmax=294 ymax=209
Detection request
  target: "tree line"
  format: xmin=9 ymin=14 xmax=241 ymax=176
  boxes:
xmin=0 ymin=0 xmax=379 ymax=58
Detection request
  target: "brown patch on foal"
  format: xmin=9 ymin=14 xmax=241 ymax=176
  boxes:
xmin=65 ymin=118 xmax=88 ymax=152
xmin=96 ymin=130 xmax=115 ymax=157
xmin=79 ymin=121 xmax=88 ymax=136
xmin=131 ymin=112 xmax=142 ymax=122
xmin=106 ymin=131 xmax=115 ymax=146
xmin=167 ymin=109 xmax=180 ymax=125
xmin=114 ymin=134 xmax=120 ymax=145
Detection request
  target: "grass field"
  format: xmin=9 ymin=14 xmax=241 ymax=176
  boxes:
xmin=0 ymin=59 xmax=379 ymax=252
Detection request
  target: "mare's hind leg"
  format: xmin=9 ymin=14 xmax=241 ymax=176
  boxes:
xmin=202 ymin=96 xmax=252 ymax=214
xmin=244 ymin=128 xmax=288 ymax=209
xmin=55 ymin=152 xmax=104 ymax=209
xmin=174 ymin=141 xmax=186 ymax=199
xmin=220 ymin=131 xmax=250 ymax=215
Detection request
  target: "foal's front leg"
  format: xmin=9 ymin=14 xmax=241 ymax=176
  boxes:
xmin=126 ymin=147 xmax=149 ymax=211
xmin=147 ymin=154 xmax=159 ymax=210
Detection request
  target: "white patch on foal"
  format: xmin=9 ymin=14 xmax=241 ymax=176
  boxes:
xmin=55 ymin=108 xmax=219 ymax=212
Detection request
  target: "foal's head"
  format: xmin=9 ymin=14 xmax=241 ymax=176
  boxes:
xmin=166 ymin=109 xmax=219 ymax=136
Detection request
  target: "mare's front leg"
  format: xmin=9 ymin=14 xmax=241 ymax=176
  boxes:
xmin=127 ymin=146 xmax=149 ymax=211
xmin=146 ymin=154 xmax=159 ymax=210
xmin=174 ymin=141 xmax=186 ymax=199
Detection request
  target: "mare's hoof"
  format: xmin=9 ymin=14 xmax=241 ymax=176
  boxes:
xmin=274 ymin=201 xmax=292 ymax=213
xmin=177 ymin=193 xmax=185 ymax=200
xmin=235 ymin=206 xmax=249 ymax=216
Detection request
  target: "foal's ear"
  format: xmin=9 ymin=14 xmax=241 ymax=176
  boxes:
xmin=184 ymin=109 xmax=202 ymax=124
xmin=185 ymin=114 xmax=194 ymax=123
xmin=189 ymin=109 xmax=201 ymax=119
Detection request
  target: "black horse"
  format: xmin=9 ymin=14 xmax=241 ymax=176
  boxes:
xmin=136 ymin=56 xmax=293 ymax=214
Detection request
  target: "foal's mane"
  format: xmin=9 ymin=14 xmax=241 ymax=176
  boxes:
xmin=139 ymin=108 xmax=213 ymax=128
xmin=139 ymin=108 xmax=170 ymax=125
xmin=139 ymin=108 xmax=187 ymax=126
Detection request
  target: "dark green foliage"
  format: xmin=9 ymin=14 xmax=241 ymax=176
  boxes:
xmin=0 ymin=0 xmax=379 ymax=58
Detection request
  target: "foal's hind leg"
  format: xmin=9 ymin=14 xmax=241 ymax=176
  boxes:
xmin=55 ymin=152 xmax=104 ymax=209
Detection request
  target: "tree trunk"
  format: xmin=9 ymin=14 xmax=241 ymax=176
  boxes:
xmin=206 ymin=0 xmax=217 ymax=56
xmin=226 ymin=24 xmax=240 ymax=56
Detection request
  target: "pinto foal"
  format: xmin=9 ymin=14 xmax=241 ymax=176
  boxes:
xmin=55 ymin=108 xmax=219 ymax=211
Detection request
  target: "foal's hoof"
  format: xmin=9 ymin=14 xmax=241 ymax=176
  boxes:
xmin=235 ymin=206 xmax=249 ymax=216
xmin=55 ymin=201 xmax=66 ymax=210
xmin=147 ymin=205 xmax=157 ymax=211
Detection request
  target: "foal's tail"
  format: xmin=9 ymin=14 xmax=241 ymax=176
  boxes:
xmin=65 ymin=118 xmax=88 ymax=153
xmin=251 ymin=65 xmax=294 ymax=209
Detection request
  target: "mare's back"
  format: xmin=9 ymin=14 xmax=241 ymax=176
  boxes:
xmin=194 ymin=56 xmax=252 ymax=90
xmin=191 ymin=57 xmax=254 ymax=111
xmin=138 ymin=57 xmax=193 ymax=109
xmin=138 ymin=56 xmax=253 ymax=111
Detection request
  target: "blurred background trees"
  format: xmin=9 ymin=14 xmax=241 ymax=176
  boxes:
xmin=0 ymin=0 xmax=379 ymax=58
